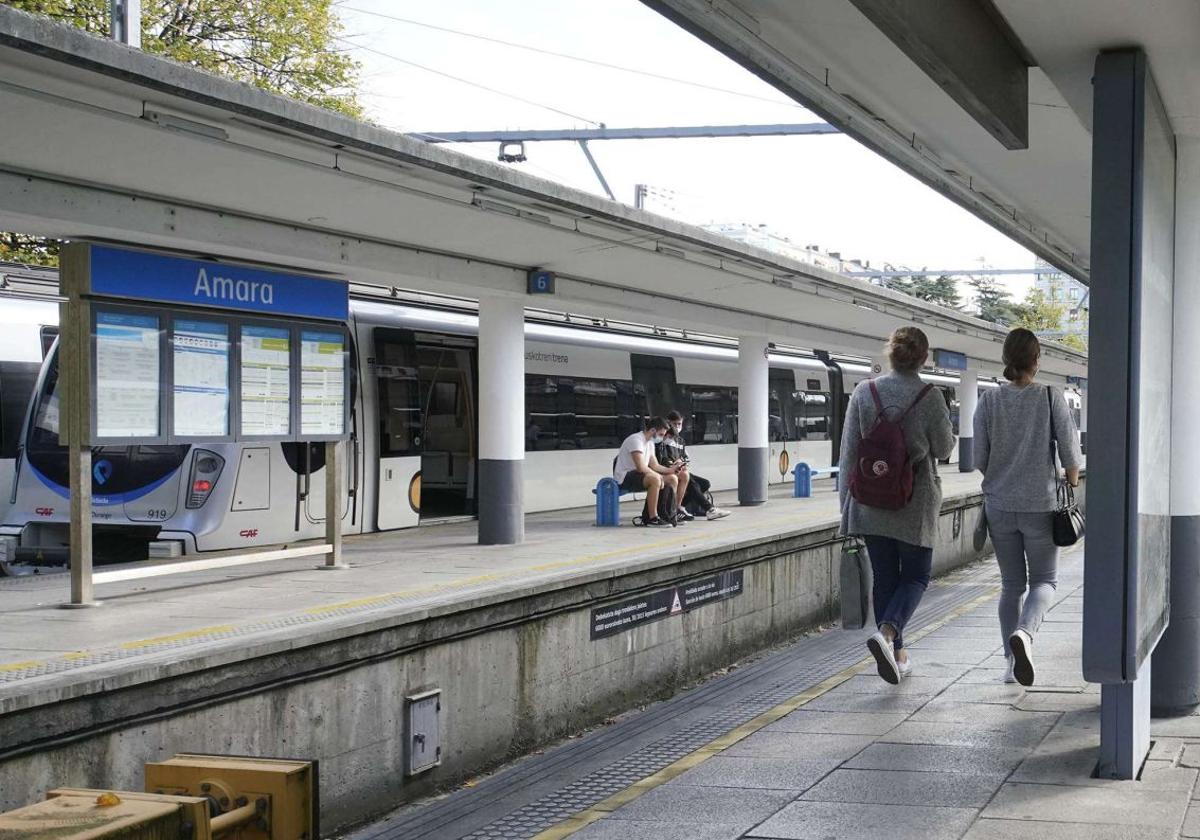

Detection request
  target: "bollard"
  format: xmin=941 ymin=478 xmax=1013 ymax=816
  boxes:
xmin=793 ymin=462 xmax=813 ymax=498
xmin=595 ymin=477 xmax=621 ymax=526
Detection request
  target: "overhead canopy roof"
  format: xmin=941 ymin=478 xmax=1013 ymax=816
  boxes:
xmin=0 ymin=6 xmax=1085 ymax=380
xmin=646 ymin=0 xmax=1200 ymax=284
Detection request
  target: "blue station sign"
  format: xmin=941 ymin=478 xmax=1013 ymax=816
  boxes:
xmin=89 ymin=245 xmax=348 ymax=321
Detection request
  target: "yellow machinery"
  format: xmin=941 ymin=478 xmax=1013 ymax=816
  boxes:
xmin=0 ymin=754 xmax=316 ymax=839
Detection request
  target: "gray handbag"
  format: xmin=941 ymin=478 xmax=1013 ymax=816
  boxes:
xmin=839 ymin=538 xmax=872 ymax=630
xmin=973 ymin=505 xmax=989 ymax=552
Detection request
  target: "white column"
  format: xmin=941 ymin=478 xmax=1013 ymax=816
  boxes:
xmin=956 ymin=370 xmax=978 ymax=471
xmin=738 ymin=335 xmax=768 ymax=505
xmin=1152 ymin=136 xmax=1200 ymax=712
xmin=477 ymin=294 xmax=525 ymax=544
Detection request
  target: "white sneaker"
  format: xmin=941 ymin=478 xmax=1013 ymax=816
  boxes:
xmin=707 ymin=507 xmax=731 ymax=520
xmin=867 ymin=631 xmax=901 ymax=685
xmin=1003 ymin=655 xmax=1018 ymax=684
xmin=1009 ymin=630 xmax=1035 ymax=686
xmin=897 ymin=656 xmax=913 ymax=680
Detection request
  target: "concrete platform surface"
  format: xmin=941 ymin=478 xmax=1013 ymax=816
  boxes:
xmin=0 ymin=469 xmax=983 ymax=709
xmin=353 ymin=543 xmax=1200 ymax=840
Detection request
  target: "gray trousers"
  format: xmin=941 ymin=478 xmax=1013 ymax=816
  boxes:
xmin=985 ymin=503 xmax=1058 ymax=657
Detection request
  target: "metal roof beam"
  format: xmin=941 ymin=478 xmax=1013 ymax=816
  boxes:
xmin=413 ymin=123 xmax=839 ymax=143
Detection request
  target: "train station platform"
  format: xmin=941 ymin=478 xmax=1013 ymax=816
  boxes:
xmin=0 ymin=468 xmax=1006 ymax=830
xmin=350 ymin=543 xmax=1200 ymax=840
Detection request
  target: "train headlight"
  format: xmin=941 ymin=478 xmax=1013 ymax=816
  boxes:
xmin=186 ymin=449 xmax=225 ymax=509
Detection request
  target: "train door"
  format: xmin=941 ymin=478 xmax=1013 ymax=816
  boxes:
xmin=630 ymin=354 xmax=679 ymax=418
xmin=372 ymin=328 xmax=478 ymax=529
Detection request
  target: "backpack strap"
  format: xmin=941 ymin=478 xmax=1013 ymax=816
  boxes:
xmin=901 ymin=384 xmax=935 ymax=419
xmin=868 ymin=380 xmax=885 ymax=413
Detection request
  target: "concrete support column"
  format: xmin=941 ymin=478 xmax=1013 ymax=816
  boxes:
xmin=1152 ymin=136 xmax=1200 ymax=714
xmin=477 ymin=295 xmax=525 ymax=545
xmin=738 ymin=335 xmax=768 ymax=506
xmin=956 ymin=370 xmax=978 ymax=471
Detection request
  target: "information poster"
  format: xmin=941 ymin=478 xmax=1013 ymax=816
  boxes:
xmin=240 ymin=325 xmax=291 ymax=436
xmin=95 ymin=311 xmax=160 ymax=438
xmin=173 ymin=320 xmax=230 ymax=436
xmin=300 ymin=329 xmax=346 ymax=436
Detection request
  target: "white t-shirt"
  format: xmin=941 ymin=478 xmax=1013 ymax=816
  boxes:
xmin=614 ymin=431 xmax=654 ymax=482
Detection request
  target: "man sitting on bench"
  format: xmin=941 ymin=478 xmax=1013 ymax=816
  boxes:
xmin=657 ymin=410 xmax=732 ymax=520
xmin=615 ymin=416 xmax=687 ymax=526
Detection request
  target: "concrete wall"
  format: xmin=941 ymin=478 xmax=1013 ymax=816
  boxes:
xmin=0 ymin=485 xmax=1068 ymax=832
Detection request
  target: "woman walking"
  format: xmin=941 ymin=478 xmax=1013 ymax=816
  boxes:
xmin=840 ymin=327 xmax=956 ymax=684
xmin=974 ymin=328 xmax=1082 ymax=686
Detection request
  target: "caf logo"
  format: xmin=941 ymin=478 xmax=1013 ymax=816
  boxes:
xmin=871 ymin=460 xmax=890 ymax=477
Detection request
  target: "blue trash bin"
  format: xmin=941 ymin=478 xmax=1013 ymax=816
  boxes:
xmin=793 ymin=462 xmax=813 ymax=498
xmin=595 ymin=477 xmax=621 ymax=526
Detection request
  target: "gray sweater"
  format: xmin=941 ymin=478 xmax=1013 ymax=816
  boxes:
xmin=973 ymin=382 xmax=1082 ymax=512
xmin=839 ymin=372 xmax=956 ymax=548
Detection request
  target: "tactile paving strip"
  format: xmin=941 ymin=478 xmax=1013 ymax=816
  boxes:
xmin=357 ymin=563 xmax=1000 ymax=840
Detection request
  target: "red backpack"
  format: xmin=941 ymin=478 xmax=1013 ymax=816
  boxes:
xmin=848 ymin=380 xmax=934 ymax=510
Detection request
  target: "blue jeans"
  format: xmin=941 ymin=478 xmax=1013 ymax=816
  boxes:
xmin=864 ymin=536 xmax=934 ymax=651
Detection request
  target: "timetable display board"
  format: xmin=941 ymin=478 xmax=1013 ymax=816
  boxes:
xmin=301 ymin=330 xmax=347 ymax=436
xmin=82 ymin=244 xmax=349 ymax=445
xmin=94 ymin=311 xmax=161 ymax=439
xmin=240 ymin=325 xmax=292 ymax=437
xmin=173 ymin=319 xmax=230 ymax=437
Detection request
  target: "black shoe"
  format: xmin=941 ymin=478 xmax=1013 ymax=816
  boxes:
xmin=642 ymin=517 xmax=671 ymax=527
xmin=676 ymin=510 xmax=694 ymax=523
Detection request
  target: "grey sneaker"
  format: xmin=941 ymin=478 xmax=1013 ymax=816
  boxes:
xmin=897 ymin=656 xmax=913 ymax=680
xmin=706 ymin=507 xmax=731 ymax=520
xmin=867 ymin=631 xmax=901 ymax=685
xmin=1003 ymin=655 xmax=1018 ymax=684
xmin=1010 ymin=630 xmax=1035 ymax=686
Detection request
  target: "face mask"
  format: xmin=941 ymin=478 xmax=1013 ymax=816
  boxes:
xmin=652 ymin=435 xmax=664 ymax=444
xmin=671 ymin=424 xmax=682 ymax=434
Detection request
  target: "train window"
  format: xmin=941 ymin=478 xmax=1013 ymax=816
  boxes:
xmin=524 ymin=375 xmax=633 ymax=451
xmin=800 ymin=391 xmax=831 ymax=440
xmin=0 ymin=362 xmax=39 ymax=459
xmin=684 ymin=385 xmax=737 ymax=445
xmin=29 ymin=350 xmax=60 ymax=452
xmin=525 ymin=375 xmax=568 ymax=451
xmin=374 ymin=330 xmax=422 ymax=458
xmin=574 ymin=378 xmax=622 ymax=449
xmin=630 ymin=354 xmax=680 ymax=420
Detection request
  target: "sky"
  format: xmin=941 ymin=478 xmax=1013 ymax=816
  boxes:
xmin=334 ymin=0 xmax=1039 ymax=296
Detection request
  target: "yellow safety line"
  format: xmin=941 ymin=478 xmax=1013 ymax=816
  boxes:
xmin=529 ymin=585 xmax=1001 ymax=840
xmin=0 ymin=659 xmax=45 ymax=673
xmin=119 ymin=625 xmax=238 ymax=649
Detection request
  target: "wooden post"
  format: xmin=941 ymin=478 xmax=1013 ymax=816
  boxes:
xmin=321 ymin=439 xmax=347 ymax=568
xmin=60 ymin=244 xmax=97 ymax=607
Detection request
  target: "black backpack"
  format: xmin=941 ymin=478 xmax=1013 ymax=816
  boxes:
xmin=634 ymin=484 xmax=677 ymax=526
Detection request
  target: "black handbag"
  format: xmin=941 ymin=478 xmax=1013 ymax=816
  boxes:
xmin=1048 ymin=387 xmax=1085 ymax=547
xmin=839 ymin=538 xmax=872 ymax=630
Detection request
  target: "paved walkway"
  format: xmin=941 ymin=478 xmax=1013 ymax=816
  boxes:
xmin=357 ymin=545 xmax=1200 ymax=840
xmin=0 ymin=470 xmax=983 ymax=699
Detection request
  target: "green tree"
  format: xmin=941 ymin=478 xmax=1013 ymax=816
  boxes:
xmin=891 ymin=273 xmax=961 ymax=309
xmin=969 ymin=276 xmax=1020 ymax=324
xmin=1013 ymin=288 xmax=1067 ymax=333
xmin=4 ymin=0 xmax=361 ymax=117
xmin=1 ymin=0 xmax=362 ymax=267
xmin=0 ymin=232 xmax=59 ymax=266
xmin=1059 ymin=332 xmax=1087 ymax=352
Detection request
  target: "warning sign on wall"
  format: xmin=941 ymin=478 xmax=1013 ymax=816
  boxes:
xmin=589 ymin=569 xmax=744 ymax=640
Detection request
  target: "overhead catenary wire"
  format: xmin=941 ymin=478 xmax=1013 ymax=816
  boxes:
xmin=338 ymin=5 xmax=806 ymax=110
xmin=335 ymin=37 xmax=603 ymax=126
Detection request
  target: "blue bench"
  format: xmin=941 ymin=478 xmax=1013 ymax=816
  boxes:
xmin=594 ymin=477 xmax=635 ymax=526
xmin=792 ymin=463 xmax=840 ymax=498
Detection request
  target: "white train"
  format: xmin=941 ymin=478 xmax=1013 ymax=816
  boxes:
xmin=0 ymin=276 xmax=1080 ymax=565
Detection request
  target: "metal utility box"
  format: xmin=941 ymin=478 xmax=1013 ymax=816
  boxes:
xmin=145 ymin=754 xmax=317 ymax=840
xmin=406 ymin=689 xmax=442 ymax=775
